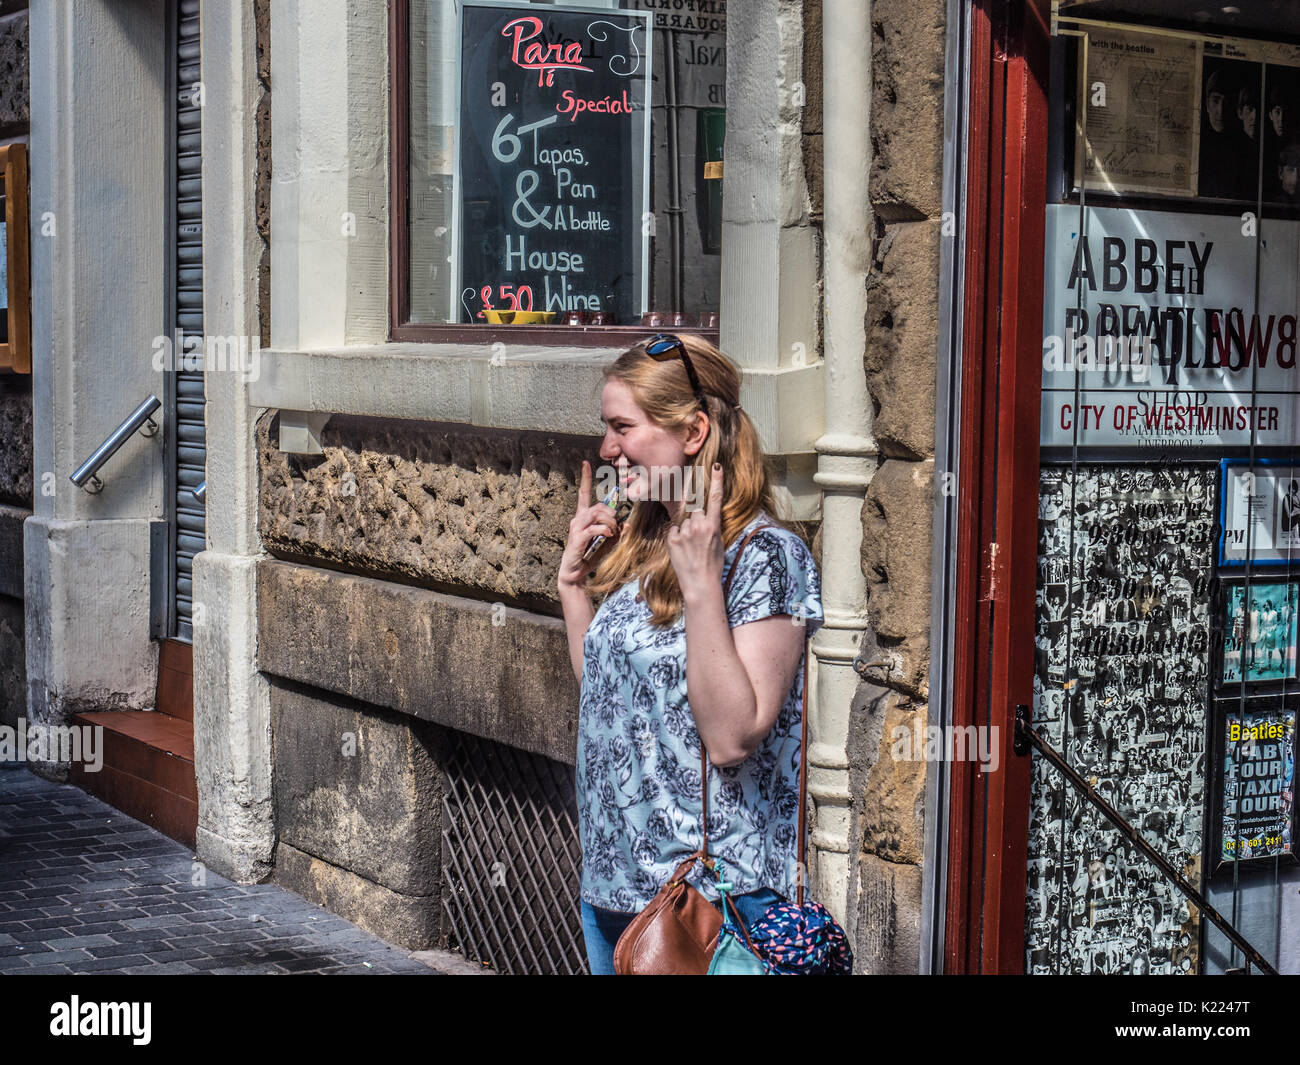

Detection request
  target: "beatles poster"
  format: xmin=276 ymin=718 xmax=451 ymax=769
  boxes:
xmin=1220 ymin=462 xmax=1300 ymax=566
xmin=1074 ymin=26 xmax=1199 ymax=197
xmin=1219 ymin=709 xmax=1296 ymax=864
xmin=1027 ymin=465 xmax=1213 ymax=974
xmin=1068 ymin=20 xmax=1300 ymax=203
xmin=1220 ymin=581 xmax=1300 ymax=685
xmin=1041 ymin=205 xmax=1300 ymax=449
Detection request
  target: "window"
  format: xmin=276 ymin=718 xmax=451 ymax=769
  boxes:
xmin=391 ymin=0 xmax=727 ymax=342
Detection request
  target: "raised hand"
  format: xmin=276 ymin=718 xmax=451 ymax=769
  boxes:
xmin=666 ymin=463 xmax=725 ymax=605
xmin=558 ymin=459 xmax=622 ymax=591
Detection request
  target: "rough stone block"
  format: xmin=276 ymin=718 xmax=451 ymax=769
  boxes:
xmin=0 ymin=380 xmax=32 ymax=505
xmin=256 ymin=410 xmax=591 ymax=606
xmin=800 ymin=0 xmax=823 ymax=137
xmin=869 ymin=0 xmax=946 ymax=220
xmin=255 ymin=0 xmax=270 ymax=87
xmin=273 ymin=840 xmax=438 ymax=951
xmin=801 ymin=0 xmax=823 ymax=219
xmin=857 ymin=690 xmax=927 ymax=865
xmin=271 ymin=679 xmax=442 ymax=897
xmin=256 ymin=559 xmax=580 ymax=767
xmin=861 ymin=458 xmax=933 ymax=699
xmin=854 ymin=851 xmax=922 ymax=974
xmin=0 ymin=11 xmax=27 ymax=132
xmin=0 ymin=591 xmax=23 ymax=731
xmin=0 ymin=501 xmax=25 ymax=599
xmin=255 ymin=91 xmax=271 ymax=237
xmin=866 ymin=218 xmax=940 ymax=460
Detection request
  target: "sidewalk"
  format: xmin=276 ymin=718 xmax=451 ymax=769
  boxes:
xmin=0 ymin=766 xmax=464 ymax=975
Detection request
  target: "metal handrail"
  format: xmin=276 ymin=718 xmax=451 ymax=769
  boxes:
xmin=1013 ymin=705 xmax=1278 ymax=976
xmin=69 ymin=395 xmax=162 ymax=493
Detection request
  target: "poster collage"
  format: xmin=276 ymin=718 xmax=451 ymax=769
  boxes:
xmin=1029 ymin=465 xmax=1214 ymax=975
xmin=1073 ymin=21 xmax=1300 ymax=206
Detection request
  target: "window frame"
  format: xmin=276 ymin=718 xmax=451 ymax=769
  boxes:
xmin=387 ymin=0 xmax=721 ymax=347
xmin=0 ymin=142 xmax=31 ymax=374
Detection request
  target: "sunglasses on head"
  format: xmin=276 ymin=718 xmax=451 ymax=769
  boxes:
xmin=645 ymin=333 xmax=708 ymax=413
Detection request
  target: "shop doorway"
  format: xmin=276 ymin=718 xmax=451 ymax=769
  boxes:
xmin=69 ymin=0 xmax=203 ymax=850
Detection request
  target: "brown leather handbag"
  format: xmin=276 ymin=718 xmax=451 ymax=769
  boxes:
xmin=610 ymin=834 xmax=723 ymax=975
xmin=612 ymin=523 xmax=783 ymax=975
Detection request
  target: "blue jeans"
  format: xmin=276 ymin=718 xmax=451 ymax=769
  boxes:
xmin=581 ymin=887 xmax=784 ymax=975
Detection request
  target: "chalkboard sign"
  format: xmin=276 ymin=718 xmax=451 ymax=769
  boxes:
xmin=455 ymin=2 xmax=653 ymax=324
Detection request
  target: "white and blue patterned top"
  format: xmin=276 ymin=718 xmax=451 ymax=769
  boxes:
xmin=577 ymin=510 xmax=825 ymax=914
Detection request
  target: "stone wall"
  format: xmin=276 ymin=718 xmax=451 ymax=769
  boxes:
xmin=0 ymin=8 xmax=28 ymax=137
xmin=801 ymin=0 xmax=823 ymax=225
xmin=0 ymin=375 xmax=31 ymax=506
xmin=256 ymin=557 xmax=579 ymax=767
xmin=256 ymin=408 xmax=589 ymax=945
xmin=254 ymin=402 xmax=594 ymax=948
xmin=850 ymin=0 xmax=946 ymax=973
xmin=0 ymin=580 xmax=22 ymax=730
xmin=270 ymin=678 xmax=445 ymax=949
xmin=257 ymin=409 xmax=598 ymax=612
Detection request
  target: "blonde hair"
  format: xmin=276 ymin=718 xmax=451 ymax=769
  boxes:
xmin=585 ymin=334 xmax=797 ymax=626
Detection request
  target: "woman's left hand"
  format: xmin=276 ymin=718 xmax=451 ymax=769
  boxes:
xmin=667 ymin=463 xmax=725 ymax=603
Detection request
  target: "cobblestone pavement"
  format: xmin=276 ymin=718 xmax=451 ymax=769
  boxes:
xmin=0 ymin=766 xmax=447 ymax=975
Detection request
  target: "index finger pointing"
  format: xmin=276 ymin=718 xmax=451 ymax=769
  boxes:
xmin=579 ymin=460 xmax=592 ymax=510
xmin=707 ymin=462 xmax=724 ymax=522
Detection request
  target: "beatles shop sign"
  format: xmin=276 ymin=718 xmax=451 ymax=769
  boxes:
xmin=1041 ymin=204 xmax=1300 ymax=449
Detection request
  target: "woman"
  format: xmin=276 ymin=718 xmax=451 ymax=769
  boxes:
xmin=556 ymin=334 xmax=824 ymax=975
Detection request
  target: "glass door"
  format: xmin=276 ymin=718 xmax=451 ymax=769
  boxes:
xmin=1026 ymin=1 xmax=1300 ymax=974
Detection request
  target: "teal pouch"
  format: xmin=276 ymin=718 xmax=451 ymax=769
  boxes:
xmin=707 ymin=889 xmax=768 ymax=976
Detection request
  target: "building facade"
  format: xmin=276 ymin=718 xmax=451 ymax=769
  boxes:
xmin=3 ymin=0 xmax=1295 ymax=975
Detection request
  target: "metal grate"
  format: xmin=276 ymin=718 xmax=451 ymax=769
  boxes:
xmin=171 ymin=0 xmax=206 ymax=642
xmin=441 ymin=730 xmax=588 ymax=975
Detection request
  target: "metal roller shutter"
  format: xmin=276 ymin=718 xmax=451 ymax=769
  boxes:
xmin=173 ymin=0 xmax=206 ymax=642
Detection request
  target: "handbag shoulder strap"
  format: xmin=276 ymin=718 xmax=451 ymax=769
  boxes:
xmin=696 ymin=521 xmax=780 ymax=865
xmin=797 ymin=649 xmax=809 ymax=907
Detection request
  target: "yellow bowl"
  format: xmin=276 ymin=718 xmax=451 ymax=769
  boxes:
xmin=482 ymin=309 xmax=558 ymax=325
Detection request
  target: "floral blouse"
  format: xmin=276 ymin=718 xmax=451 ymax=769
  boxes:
xmin=577 ymin=510 xmax=825 ymax=914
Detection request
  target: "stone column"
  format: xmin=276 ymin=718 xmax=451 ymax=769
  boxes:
xmin=718 ymin=0 xmax=823 ymax=516
xmin=25 ymin=0 xmax=167 ymax=776
xmin=192 ymin=0 xmax=275 ymax=882
xmin=269 ymin=0 xmax=387 ymax=352
xmin=851 ymin=0 xmax=946 ymax=973
xmin=814 ymin=0 xmax=875 ymax=933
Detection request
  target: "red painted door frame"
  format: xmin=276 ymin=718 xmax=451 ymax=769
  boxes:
xmin=943 ymin=0 xmax=1051 ymax=974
